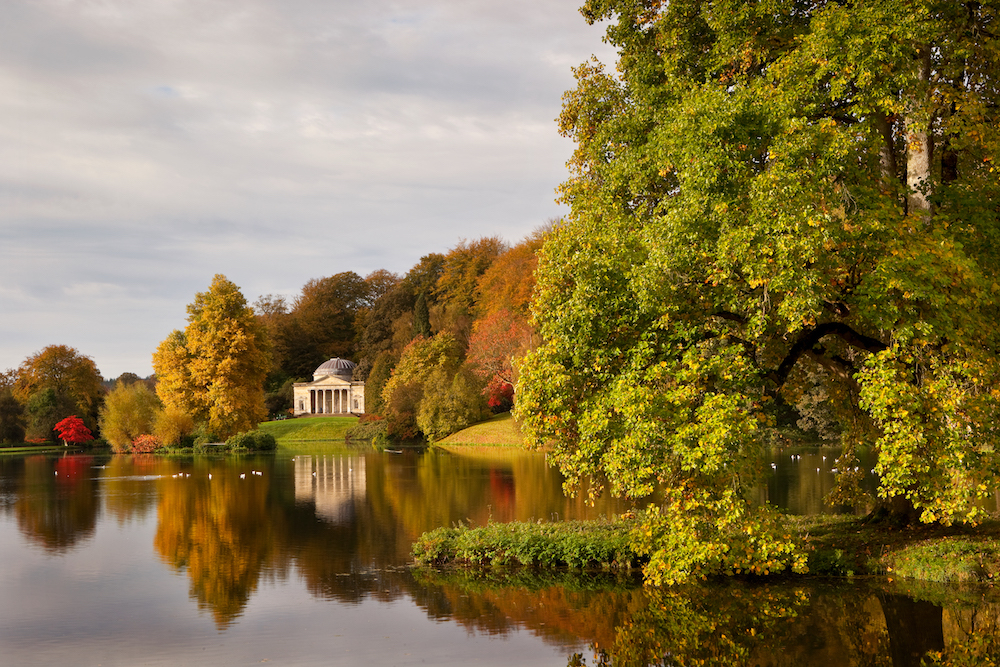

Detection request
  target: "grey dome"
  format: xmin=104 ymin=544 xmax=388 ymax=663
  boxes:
xmin=314 ymin=358 xmax=356 ymax=380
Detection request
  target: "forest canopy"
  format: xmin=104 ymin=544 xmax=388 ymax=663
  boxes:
xmin=515 ymin=0 xmax=1000 ymax=583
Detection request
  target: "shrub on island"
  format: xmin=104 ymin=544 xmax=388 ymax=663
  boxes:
xmin=225 ymin=429 xmax=277 ymax=452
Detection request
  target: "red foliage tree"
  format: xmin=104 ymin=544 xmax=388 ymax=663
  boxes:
xmin=467 ymin=309 xmax=535 ymax=410
xmin=53 ymin=415 xmax=94 ymax=446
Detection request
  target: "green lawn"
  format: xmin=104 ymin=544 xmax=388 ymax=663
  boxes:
xmin=0 ymin=444 xmax=73 ymax=454
xmin=258 ymin=416 xmax=358 ymax=444
xmin=437 ymin=412 xmax=525 ymax=448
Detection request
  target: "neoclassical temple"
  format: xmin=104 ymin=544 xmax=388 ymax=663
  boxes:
xmin=292 ymin=358 xmax=365 ymax=416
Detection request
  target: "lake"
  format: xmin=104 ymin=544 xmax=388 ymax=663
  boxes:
xmin=0 ymin=447 xmax=996 ymax=666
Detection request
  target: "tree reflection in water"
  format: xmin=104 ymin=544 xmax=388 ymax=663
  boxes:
xmin=154 ymin=458 xmax=282 ymax=627
xmin=4 ymin=449 xmax=1000 ymax=664
xmin=409 ymin=570 xmax=1000 ymax=667
xmin=14 ymin=454 xmax=96 ymax=552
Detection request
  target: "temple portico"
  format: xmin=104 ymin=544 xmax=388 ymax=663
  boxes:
xmin=292 ymin=358 xmax=365 ymax=416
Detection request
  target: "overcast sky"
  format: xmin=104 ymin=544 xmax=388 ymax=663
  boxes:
xmin=0 ymin=0 xmax=615 ymax=379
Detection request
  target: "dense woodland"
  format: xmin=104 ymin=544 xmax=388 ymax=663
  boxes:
xmin=0 ymin=228 xmax=547 ymax=448
xmin=253 ymin=229 xmax=546 ymax=440
xmin=515 ymin=0 xmax=1000 ymax=583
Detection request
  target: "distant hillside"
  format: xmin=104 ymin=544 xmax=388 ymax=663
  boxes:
xmin=437 ymin=412 xmax=525 ymax=448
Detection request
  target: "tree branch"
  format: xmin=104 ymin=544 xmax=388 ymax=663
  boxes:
xmin=772 ymin=322 xmax=887 ymax=389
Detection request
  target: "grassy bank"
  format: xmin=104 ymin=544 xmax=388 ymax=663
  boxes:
xmin=413 ymin=517 xmax=640 ymax=570
xmin=257 ymin=416 xmax=358 ymax=444
xmin=0 ymin=444 xmax=79 ymax=454
xmin=437 ymin=412 xmax=525 ymax=448
xmin=798 ymin=515 xmax=1000 ymax=582
xmin=413 ymin=514 xmax=1000 ymax=584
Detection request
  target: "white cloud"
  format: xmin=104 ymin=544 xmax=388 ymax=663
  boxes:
xmin=0 ymin=0 xmax=617 ymax=377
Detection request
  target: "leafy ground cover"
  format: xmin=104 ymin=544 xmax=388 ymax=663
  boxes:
xmin=413 ymin=516 xmax=642 ymax=570
xmin=437 ymin=412 xmax=525 ymax=448
xmin=414 ymin=513 xmax=1000 ymax=585
xmin=257 ymin=416 xmax=357 ymax=444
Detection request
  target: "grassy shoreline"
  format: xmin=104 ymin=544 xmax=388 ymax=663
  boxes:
xmin=437 ymin=412 xmax=525 ymax=448
xmin=257 ymin=416 xmax=358 ymax=444
xmin=413 ymin=514 xmax=1000 ymax=585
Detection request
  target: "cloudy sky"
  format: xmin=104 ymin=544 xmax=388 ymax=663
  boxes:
xmin=0 ymin=0 xmax=615 ymax=379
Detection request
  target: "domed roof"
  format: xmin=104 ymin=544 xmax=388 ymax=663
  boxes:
xmin=314 ymin=358 xmax=356 ymax=380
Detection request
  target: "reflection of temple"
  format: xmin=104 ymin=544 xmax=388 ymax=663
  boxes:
xmin=294 ymin=456 xmax=366 ymax=524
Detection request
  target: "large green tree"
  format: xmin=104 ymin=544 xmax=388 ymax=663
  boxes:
xmin=516 ymin=0 xmax=1000 ymax=583
xmin=153 ymin=275 xmax=270 ymax=438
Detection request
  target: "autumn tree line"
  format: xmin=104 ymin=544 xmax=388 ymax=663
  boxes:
xmin=5 ymin=0 xmax=999 ymax=589
xmin=0 ymin=229 xmax=545 ymax=449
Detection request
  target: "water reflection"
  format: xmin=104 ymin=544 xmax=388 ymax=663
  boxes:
xmin=153 ymin=458 xmax=282 ymax=627
xmin=0 ymin=448 xmax=998 ymax=665
xmin=294 ymin=455 xmax=365 ymax=525
xmin=409 ymin=570 xmax=1000 ymax=667
xmin=13 ymin=454 xmax=97 ymax=552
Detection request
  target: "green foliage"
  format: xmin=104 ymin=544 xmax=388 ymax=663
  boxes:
xmin=381 ymin=334 xmax=487 ymax=441
xmin=362 ymin=350 xmax=398 ymax=416
xmin=517 ymin=0 xmax=1000 ymax=582
xmin=632 ymin=505 xmax=807 ymax=586
xmin=0 ymin=388 xmax=25 ymax=444
xmin=883 ymin=537 xmax=1000 ymax=584
xmin=344 ymin=416 xmax=389 ymax=445
xmin=263 ymin=376 xmax=295 ymax=418
xmin=191 ymin=422 xmax=220 ymax=447
xmin=225 ymin=429 xmax=277 ymax=452
xmin=417 ymin=364 xmax=488 ymax=442
xmin=413 ymin=292 xmax=431 ymax=338
xmin=100 ymin=381 xmax=162 ymax=452
xmin=412 ymin=517 xmax=640 ymax=570
xmin=25 ymin=388 xmax=75 ymax=442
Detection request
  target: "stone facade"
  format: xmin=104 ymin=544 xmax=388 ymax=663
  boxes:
xmin=292 ymin=358 xmax=365 ymax=416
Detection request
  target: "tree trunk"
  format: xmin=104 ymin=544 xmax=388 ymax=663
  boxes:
xmin=862 ymin=495 xmax=921 ymax=527
xmin=905 ymin=46 xmax=933 ymax=220
xmin=875 ymin=112 xmax=898 ymax=189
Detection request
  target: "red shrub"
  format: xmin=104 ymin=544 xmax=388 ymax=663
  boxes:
xmin=130 ymin=434 xmax=162 ymax=453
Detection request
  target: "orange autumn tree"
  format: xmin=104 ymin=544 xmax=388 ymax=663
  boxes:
xmin=153 ymin=275 xmax=270 ymax=439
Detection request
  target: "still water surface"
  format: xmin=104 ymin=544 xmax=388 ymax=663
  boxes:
xmin=0 ymin=447 xmax=996 ymax=666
